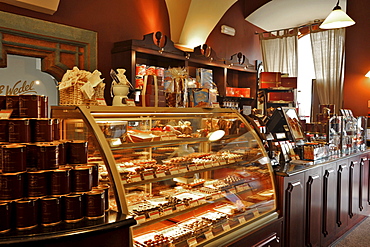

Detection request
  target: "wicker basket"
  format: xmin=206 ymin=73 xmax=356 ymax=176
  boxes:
xmin=59 ymin=81 xmax=105 ymax=106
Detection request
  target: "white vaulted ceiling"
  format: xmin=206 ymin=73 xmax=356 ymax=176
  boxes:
xmin=165 ymin=0 xmax=237 ymax=50
xmin=246 ymin=0 xmax=348 ymax=31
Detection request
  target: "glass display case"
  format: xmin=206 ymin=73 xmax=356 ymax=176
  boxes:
xmin=51 ymin=106 xmax=278 ymax=247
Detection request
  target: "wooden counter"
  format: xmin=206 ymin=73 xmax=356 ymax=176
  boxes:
xmin=274 ymin=151 xmax=370 ymax=247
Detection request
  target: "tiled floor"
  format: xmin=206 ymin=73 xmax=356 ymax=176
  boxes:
xmin=331 ymin=217 xmax=370 ymax=247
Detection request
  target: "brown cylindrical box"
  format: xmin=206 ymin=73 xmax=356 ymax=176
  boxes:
xmin=40 ymin=196 xmax=62 ymax=226
xmin=6 ymin=95 xmax=20 ymax=118
xmin=85 ymin=190 xmax=105 ymax=219
xmin=53 ymin=118 xmax=60 ymax=141
xmin=62 ymin=194 xmax=83 ymax=222
xmin=27 ymin=170 xmax=49 ymax=198
xmin=8 ymin=118 xmax=31 ymax=143
xmin=88 ymin=163 xmax=99 ymax=187
xmin=71 ymin=166 xmax=92 ymax=192
xmin=50 ymin=169 xmax=71 ymax=195
xmin=93 ymin=184 xmax=110 ymax=211
xmin=0 ymin=120 xmax=8 ymax=142
xmin=25 ymin=143 xmax=38 ymax=169
xmin=40 ymin=95 xmax=48 ymax=118
xmin=0 ymin=95 xmax=6 ymax=109
xmin=1 ymin=144 xmax=26 ymax=173
xmin=37 ymin=143 xmax=59 ymax=170
xmin=0 ymin=172 xmax=25 ymax=200
xmin=55 ymin=141 xmax=66 ymax=165
xmin=15 ymin=199 xmax=39 ymax=229
xmin=0 ymin=201 xmax=12 ymax=233
xmin=67 ymin=140 xmax=88 ymax=164
xmin=19 ymin=94 xmax=41 ymax=118
xmin=31 ymin=118 xmax=53 ymax=142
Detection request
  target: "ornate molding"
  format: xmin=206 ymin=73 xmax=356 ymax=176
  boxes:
xmin=0 ymin=10 xmax=97 ymax=81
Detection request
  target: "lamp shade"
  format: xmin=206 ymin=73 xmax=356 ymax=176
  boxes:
xmin=320 ymin=8 xmax=355 ymax=29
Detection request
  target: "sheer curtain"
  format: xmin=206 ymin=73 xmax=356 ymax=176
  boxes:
xmin=310 ymin=27 xmax=346 ymax=114
xmin=259 ymin=28 xmax=298 ymax=77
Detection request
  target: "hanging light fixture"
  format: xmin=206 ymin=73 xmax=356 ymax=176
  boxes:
xmin=320 ymin=0 xmax=355 ymax=29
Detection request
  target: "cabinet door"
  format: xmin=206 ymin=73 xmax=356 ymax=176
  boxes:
xmin=348 ymin=159 xmax=360 ymax=227
xmin=304 ymin=167 xmax=322 ymax=247
xmin=360 ymin=156 xmax=369 ymax=215
xmin=336 ymin=158 xmax=349 ymax=237
xmin=321 ymin=162 xmax=337 ymax=246
xmin=283 ymin=173 xmax=305 ymax=247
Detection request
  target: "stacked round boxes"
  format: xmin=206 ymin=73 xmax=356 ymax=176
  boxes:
xmin=0 ymin=95 xmax=107 ymax=234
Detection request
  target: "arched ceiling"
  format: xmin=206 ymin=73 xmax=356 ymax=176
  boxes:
xmin=246 ymin=0 xmax=348 ymax=31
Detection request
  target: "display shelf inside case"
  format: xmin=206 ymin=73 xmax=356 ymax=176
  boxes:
xmin=51 ymin=106 xmax=277 ymax=247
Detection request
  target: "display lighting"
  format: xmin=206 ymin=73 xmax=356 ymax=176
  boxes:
xmin=319 ymin=0 xmax=355 ymax=29
xmin=365 ymin=71 xmax=370 ymax=78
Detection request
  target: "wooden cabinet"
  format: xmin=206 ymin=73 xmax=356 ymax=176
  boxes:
xmin=111 ymin=32 xmax=258 ymax=108
xmin=304 ymin=167 xmax=322 ymax=247
xmin=276 ymin=152 xmax=370 ymax=247
xmin=335 ymin=158 xmax=350 ymax=237
xmin=276 ymin=173 xmax=305 ymax=247
xmin=321 ymin=162 xmax=337 ymax=247
xmin=227 ymin=217 xmax=282 ymax=247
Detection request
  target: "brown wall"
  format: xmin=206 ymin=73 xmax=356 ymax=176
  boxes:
xmin=0 ymin=0 xmax=368 ymax=116
xmin=344 ymin=2 xmax=370 ymax=116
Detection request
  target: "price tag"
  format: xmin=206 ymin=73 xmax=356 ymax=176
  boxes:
xmin=188 ymin=164 xmax=197 ymax=171
xmin=219 ymin=160 xmax=227 ymax=165
xmin=96 ymin=98 xmax=107 ymax=106
xmin=204 ymin=162 xmax=213 ymax=168
xmin=135 ymin=215 xmax=146 ymax=224
xmin=130 ymin=175 xmax=141 ymax=183
xmin=189 ymin=200 xmax=198 ymax=207
xmin=196 ymin=163 xmax=205 ymax=169
xmin=163 ymin=207 xmax=173 ymax=215
xmin=187 ymin=237 xmax=197 ymax=247
xmin=126 ymin=99 xmax=136 ymax=106
xmin=222 ymin=222 xmax=231 ymax=231
xmin=179 ymin=166 xmax=188 ymax=173
xmin=204 ymin=230 xmax=214 ymax=240
xmin=229 ymin=188 xmax=237 ymax=194
xmin=0 ymin=110 xmax=12 ymax=119
xmin=122 ymin=179 xmax=127 ymax=184
xmin=238 ymin=216 xmax=246 ymax=224
xmin=155 ymin=171 xmax=166 ymax=178
xmin=253 ymin=209 xmax=260 ymax=217
xmin=143 ymin=172 xmax=154 ymax=180
xmin=169 ymin=168 xmax=179 ymax=175
xmin=148 ymin=211 xmax=160 ymax=219
xmin=236 ymin=185 xmax=244 ymax=193
xmin=176 ymin=204 xmax=186 ymax=211
xmin=198 ymin=197 xmax=207 ymax=205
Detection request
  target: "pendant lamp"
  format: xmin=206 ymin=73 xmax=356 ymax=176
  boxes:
xmin=319 ymin=0 xmax=355 ymax=29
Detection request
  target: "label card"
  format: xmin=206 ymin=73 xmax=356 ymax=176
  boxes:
xmin=204 ymin=230 xmax=214 ymax=240
xmin=135 ymin=215 xmax=146 ymax=224
xmin=187 ymin=237 xmax=197 ymax=247
xmin=130 ymin=175 xmax=141 ymax=183
xmin=222 ymin=222 xmax=231 ymax=231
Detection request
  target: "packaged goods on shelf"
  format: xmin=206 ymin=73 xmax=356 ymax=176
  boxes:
xmin=196 ymin=68 xmax=213 ymax=89
xmin=259 ymin=72 xmax=281 ymax=88
xmin=58 ymin=66 xmax=105 ymax=106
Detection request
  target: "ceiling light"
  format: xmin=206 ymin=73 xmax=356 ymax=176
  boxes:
xmin=365 ymin=71 xmax=370 ymax=78
xmin=320 ymin=0 xmax=355 ymax=29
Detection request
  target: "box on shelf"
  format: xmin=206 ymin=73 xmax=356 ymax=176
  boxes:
xmin=196 ymin=68 xmax=213 ymax=89
xmin=189 ymin=88 xmax=210 ymax=107
xmin=260 ymin=72 xmax=281 ymax=88
xmin=225 ymin=87 xmax=250 ymax=98
xmin=280 ymin=77 xmax=297 ymax=88
xmin=267 ymin=92 xmax=294 ymax=102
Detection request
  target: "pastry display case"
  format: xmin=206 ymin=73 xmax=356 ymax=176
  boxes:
xmin=51 ymin=106 xmax=278 ymax=247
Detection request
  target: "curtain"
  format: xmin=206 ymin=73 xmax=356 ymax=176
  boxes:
xmin=310 ymin=28 xmax=346 ymax=114
xmin=259 ymin=28 xmax=298 ymax=77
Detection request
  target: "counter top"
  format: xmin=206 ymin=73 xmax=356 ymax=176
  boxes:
xmin=0 ymin=211 xmax=136 ymax=245
xmin=274 ymin=150 xmax=370 ymax=177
